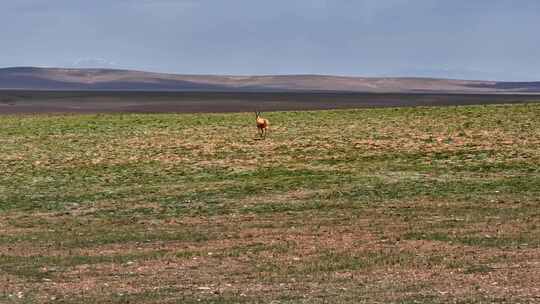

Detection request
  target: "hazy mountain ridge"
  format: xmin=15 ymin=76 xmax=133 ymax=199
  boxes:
xmin=1 ymin=67 xmax=539 ymax=93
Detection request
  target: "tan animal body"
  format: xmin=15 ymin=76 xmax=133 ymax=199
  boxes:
xmin=255 ymin=111 xmax=269 ymax=138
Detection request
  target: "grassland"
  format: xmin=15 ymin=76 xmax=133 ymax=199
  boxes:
xmin=0 ymin=104 xmax=539 ymax=303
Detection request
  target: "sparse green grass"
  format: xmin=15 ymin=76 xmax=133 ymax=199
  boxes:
xmin=1 ymin=104 xmax=539 ymax=303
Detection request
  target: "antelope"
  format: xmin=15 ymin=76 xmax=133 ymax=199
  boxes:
xmin=255 ymin=111 xmax=269 ymax=138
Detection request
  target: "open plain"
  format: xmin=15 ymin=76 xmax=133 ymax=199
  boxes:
xmin=1 ymin=101 xmax=539 ymax=303
xmin=1 ymin=90 xmax=540 ymax=114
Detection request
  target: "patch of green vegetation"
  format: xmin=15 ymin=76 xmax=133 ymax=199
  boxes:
xmin=463 ymin=264 xmax=495 ymax=274
xmin=54 ymin=291 xmax=257 ymax=304
xmin=0 ymin=250 xmax=168 ymax=281
xmin=299 ymin=251 xmax=368 ymax=273
xmin=0 ymin=226 xmax=215 ymax=249
xmin=402 ymin=232 xmax=539 ymax=249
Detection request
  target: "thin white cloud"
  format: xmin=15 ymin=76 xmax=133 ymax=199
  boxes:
xmin=131 ymin=0 xmax=198 ymax=10
xmin=72 ymin=58 xmax=118 ymax=68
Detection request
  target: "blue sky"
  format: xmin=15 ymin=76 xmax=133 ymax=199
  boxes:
xmin=1 ymin=0 xmax=539 ymax=81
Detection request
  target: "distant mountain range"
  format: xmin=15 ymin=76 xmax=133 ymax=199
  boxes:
xmin=1 ymin=67 xmax=539 ymax=93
